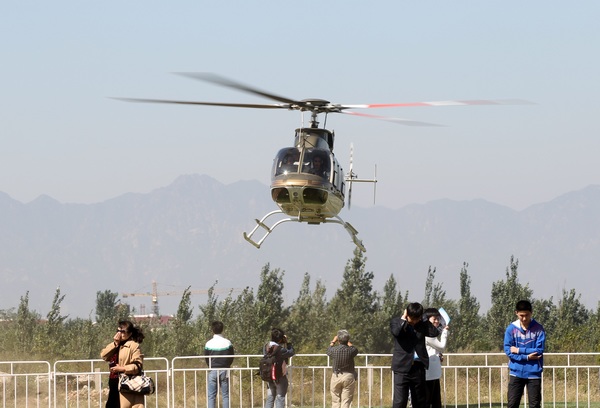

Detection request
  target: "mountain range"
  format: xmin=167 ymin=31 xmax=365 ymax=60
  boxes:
xmin=1 ymin=174 xmax=598 ymax=318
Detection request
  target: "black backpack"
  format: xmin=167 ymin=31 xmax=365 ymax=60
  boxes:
xmin=258 ymin=344 xmax=282 ymax=382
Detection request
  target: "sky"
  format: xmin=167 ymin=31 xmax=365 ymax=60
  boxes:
xmin=1 ymin=2 xmax=599 ymax=212
xmin=2 ymin=2 xmax=600 ymax=320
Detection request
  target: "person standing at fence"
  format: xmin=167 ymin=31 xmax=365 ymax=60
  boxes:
xmin=423 ymin=308 xmax=450 ymax=408
xmin=263 ymin=328 xmax=295 ymax=408
xmin=101 ymin=320 xmax=146 ymax=408
xmin=504 ymin=300 xmax=546 ymax=408
xmin=204 ymin=321 xmax=235 ymax=408
xmin=390 ymin=302 xmax=440 ymax=408
xmin=102 ymin=330 xmax=121 ymax=408
xmin=327 ymin=330 xmax=359 ymax=408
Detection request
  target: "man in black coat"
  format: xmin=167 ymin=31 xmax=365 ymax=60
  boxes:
xmin=390 ymin=302 xmax=440 ymax=408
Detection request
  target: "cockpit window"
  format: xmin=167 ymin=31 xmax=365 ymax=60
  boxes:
xmin=273 ymin=148 xmax=301 ymax=176
xmin=301 ymin=149 xmax=330 ymax=179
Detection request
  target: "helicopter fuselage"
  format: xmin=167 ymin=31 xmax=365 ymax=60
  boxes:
xmin=270 ymin=127 xmax=345 ymax=223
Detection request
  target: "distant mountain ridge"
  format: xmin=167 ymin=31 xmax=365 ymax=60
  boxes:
xmin=1 ymin=175 xmax=599 ymax=317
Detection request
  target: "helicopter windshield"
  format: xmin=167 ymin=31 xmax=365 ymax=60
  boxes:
xmin=301 ymin=148 xmax=330 ymax=180
xmin=273 ymin=148 xmax=301 ymax=176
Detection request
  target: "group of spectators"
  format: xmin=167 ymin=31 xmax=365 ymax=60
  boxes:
xmin=389 ymin=300 xmax=545 ymax=408
xmin=102 ymin=299 xmax=545 ymax=408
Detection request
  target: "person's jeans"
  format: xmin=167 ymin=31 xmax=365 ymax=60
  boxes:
xmin=265 ymin=375 xmax=288 ymax=408
xmin=207 ymin=369 xmax=229 ymax=408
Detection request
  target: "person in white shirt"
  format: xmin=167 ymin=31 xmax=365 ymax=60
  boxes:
xmin=424 ymin=308 xmax=450 ymax=408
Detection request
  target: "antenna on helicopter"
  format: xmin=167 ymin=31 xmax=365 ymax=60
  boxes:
xmin=345 ymin=143 xmax=377 ymax=210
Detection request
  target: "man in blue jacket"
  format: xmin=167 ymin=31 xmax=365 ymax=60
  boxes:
xmin=503 ymin=300 xmax=546 ymax=408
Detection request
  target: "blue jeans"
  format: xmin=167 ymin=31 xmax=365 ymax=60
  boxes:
xmin=208 ymin=370 xmax=229 ymax=408
xmin=265 ymin=375 xmax=288 ymax=408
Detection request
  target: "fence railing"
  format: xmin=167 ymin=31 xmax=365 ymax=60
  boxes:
xmin=1 ymin=353 xmax=600 ymax=407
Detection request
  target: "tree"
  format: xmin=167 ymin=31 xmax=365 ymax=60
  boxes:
xmin=255 ymin=263 xmax=287 ymax=333
xmin=15 ymin=292 xmax=39 ymax=355
xmin=287 ymin=273 xmax=330 ymax=352
xmin=328 ymin=248 xmax=380 ymax=351
xmin=372 ymin=274 xmax=408 ymax=353
xmin=451 ymin=263 xmax=482 ymax=352
xmin=551 ymin=289 xmax=590 ymax=351
xmin=171 ymin=286 xmax=197 ymax=356
xmin=226 ymin=287 xmax=263 ymax=354
xmin=422 ymin=266 xmax=453 ymax=313
xmin=197 ymin=282 xmax=220 ymax=336
xmin=485 ymin=256 xmax=533 ymax=349
xmin=95 ymin=290 xmax=120 ymax=324
xmin=45 ymin=287 xmax=69 ymax=358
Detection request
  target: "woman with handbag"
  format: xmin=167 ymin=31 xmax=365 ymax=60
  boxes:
xmin=101 ymin=320 xmax=146 ymax=408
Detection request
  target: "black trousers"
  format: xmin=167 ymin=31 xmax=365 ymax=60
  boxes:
xmin=425 ymin=378 xmax=442 ymax=408
xmin=508 ymin=375 xmax=541 ymax=408
xmin=393 ymin=363 xmax=427 ymax=408
xmin=106 ymin=377 xmax=120 ymax=408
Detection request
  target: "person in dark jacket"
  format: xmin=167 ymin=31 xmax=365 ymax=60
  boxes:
xmin=204 ymin=321 xmax=235 ymax=408
xmin=390 ymin=302 xmax=440 ymax=408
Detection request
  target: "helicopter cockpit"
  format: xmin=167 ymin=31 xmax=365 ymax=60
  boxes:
xmin=272 ymin=147 xmax=331 ymax=181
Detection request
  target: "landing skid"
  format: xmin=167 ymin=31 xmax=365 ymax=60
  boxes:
xmin=243 ymin=210 xmax=366 ymax=252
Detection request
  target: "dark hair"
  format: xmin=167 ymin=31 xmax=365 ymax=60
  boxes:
xmin=423 ymin=307 xmax=440 ymax=320
xmin=211 ymin=321 xmax=224 ymax=334
xmin=406 ymin=302 xmax=424 ymax=319
xmin=515 ymin=300 xmax=533 ymax=312
xmin=271 ymin=327 xmax=285 ymax=343
xmin=118 ymin=320 xmax=145 ymax=344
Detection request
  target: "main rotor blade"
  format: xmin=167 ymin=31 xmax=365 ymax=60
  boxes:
xmin=112 ymin=97 xmax=289 ymax=110
xmin=339 ymin=99 xmax=534 ymax=109
xmin=175 ymin=73 xmax=300 ymax=105
xmin=342 ymin=111 xmax=444 ymax=126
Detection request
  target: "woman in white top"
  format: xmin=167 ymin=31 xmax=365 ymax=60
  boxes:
xmin=424 ymin=308 xmax=450 ymax=408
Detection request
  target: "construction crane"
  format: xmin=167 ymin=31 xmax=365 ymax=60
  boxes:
xmin=122 ymin=280 xmax=240 ymax=317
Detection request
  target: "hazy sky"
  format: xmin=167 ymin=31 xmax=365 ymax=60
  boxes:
xmin=2 ymin=2 xmax=599 ymax=211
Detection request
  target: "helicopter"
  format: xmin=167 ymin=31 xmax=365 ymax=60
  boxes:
xmin=117 ymin=73 xmax=529 ymax=252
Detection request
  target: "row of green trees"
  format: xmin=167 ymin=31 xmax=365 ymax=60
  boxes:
xmin=1 ymin=250 xmax=598 ymax=363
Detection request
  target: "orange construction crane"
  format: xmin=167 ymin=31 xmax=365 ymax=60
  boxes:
xmin=122 ymin=280 xmax=240 ymax=316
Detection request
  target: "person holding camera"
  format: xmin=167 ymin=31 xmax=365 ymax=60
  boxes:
xmin=263 ymin=328 xmax=295 ymax=408
xmin=327 ymin=330 xmax=359 ymax=408
xmin=390 ymin=302 xmax=440 ymax=408
xmin=423 ymin=308 xmax=450 ymax=408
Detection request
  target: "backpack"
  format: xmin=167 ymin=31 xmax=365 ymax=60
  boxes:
xmin=258 ymin=344 xmax=283 ymax=382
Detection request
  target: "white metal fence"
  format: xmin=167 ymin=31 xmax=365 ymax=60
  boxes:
xmin=1 ymin=353 xmax=599 ymax=407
